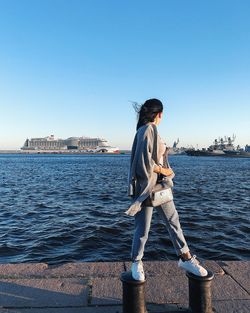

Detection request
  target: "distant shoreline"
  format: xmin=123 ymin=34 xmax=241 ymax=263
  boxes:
xmin=0 ymin=150 xmax=131 ymax=155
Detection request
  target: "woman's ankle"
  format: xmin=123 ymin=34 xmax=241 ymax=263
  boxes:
xmin=180 ymin=251 xmax=192 ymax=261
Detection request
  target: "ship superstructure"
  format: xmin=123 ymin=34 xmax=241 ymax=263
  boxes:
xmin=21 ymin=135 xmax=119 ymax=153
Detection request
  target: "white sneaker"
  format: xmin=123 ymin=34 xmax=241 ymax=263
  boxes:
xmin=178 ymin=255 xmax=208 ymax=277
xmin=131 ymin=260 xmax=145 ymax=281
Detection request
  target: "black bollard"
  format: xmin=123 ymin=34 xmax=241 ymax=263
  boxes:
xmin=120 ymin=271 xmax=147 ymax=313
xmin=186 ymin=270 xmax=214 ymax=313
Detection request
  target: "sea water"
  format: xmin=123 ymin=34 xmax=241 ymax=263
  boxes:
xmin=0 ymin=154 xmax=249 ymax=264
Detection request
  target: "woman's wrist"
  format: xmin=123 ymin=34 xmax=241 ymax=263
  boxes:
xmin=153 ymin=165 xmax=162 ymax=174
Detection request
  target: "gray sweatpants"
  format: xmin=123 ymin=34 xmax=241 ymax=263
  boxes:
xmin=131 ymin=200 xmax=189 ymax=261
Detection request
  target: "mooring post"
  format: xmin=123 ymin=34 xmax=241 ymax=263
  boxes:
xmin=186 ymin=270 xmax=214 ymax=313
xmin=120 ymin=271 xmax=147 ymax=313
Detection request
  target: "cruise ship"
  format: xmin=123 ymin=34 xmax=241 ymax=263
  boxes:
xmin=21 ymin=135 xmax=119 ymax=153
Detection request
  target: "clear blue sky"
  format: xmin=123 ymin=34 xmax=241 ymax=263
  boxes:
xmin=0 ymin=0 xmax=249 ymax=149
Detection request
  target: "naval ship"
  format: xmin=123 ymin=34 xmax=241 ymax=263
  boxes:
xmin=21 ymin=135 xmax=120 ymax=153
xmin=185 ymin=136 xmax=250 ymax=158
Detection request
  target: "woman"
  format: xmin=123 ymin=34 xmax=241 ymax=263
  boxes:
xmin=126 ymin=98 xmax=207 ymax=281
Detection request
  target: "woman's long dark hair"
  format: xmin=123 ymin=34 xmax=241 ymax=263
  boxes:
xmin=133 ymin=98 xmax=163 ymax=130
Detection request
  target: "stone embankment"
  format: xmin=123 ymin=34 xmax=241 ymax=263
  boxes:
xmin=0 ymin=261 xmax=249 ymax=312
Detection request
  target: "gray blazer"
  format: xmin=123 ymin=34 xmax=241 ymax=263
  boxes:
xmin=125 ymin=123 xmax=161 ymax=216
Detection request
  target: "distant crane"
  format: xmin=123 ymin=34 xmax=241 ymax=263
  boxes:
xmin=173 ymin=138 xmax=179 ymax=149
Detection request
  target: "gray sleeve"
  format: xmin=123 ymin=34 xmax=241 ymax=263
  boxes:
xmin=136 ymin=126 xmax=157 ymax=180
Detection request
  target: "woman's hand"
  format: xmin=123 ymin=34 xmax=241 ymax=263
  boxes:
xmin=161 ymin=167 xmax=175 ymax=177
xmin=154 ymin=165 xmax=175 ymax=177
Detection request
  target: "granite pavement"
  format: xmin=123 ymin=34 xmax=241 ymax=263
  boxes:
xmin=0 ymin=261 xmax=249 ymax=313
